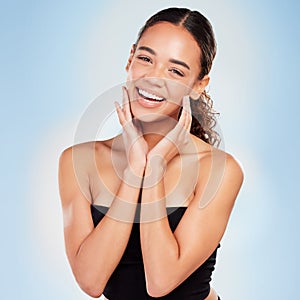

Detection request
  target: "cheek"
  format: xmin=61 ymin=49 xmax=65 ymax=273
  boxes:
xmin=126 ymin=68 xmax=140 ymax=97
xmin=126 ymin=61 xmax=145 ymax=81
xmin=166 ymin=80 xmax=192 ymax=104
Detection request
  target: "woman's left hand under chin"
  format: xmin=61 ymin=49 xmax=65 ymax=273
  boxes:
xmin=146 ymin=95 xmax=192 ymax=166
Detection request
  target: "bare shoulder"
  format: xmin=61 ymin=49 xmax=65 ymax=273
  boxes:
xmin=223 ymin=151 xmax=244 ymax=182
xmin=59 ymin=139 xmax=117 ymax=163
xmin=59 ymin=140 xmax=104 ymax=157
xmin=58 ymin=140 xmax=116 ymax=202
xmin=189 ymin=135 xmax=244 ymax=197
xmin=191 ymin=134 xmax=243 ymax=175
xmin=206 ymin=149 xmax=243 ymax=185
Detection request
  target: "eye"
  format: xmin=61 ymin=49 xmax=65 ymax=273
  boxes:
xmin=169 ymin=68 xmax=184 ymax=77
xmin=137 ymin=56 xmax=152 ymax=63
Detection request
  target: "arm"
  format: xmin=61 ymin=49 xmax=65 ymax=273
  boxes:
xmin=140 ymin=152 xmax=244 ymax=297
xmin=58 ymin=146 xmax=144 ymax=298
xmin=59 ymin=87 xmax=147 ymax=298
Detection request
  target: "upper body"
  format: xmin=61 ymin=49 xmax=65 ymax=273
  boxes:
xmin=58 ymin=7 xmax=244 ymax=299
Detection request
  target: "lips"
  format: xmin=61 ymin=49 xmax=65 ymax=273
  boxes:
xmin=133 ymin=87 xmax=166 ymax=109
xmin=136 ymin=88 xmax=165 ymax=102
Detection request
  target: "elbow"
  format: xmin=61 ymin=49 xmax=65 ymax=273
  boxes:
xmin=146 ymin=277 xmax=174 ymax=298
xmin=74 ymin=271 xmax=104 ymax=298
xmin=71 ymin=257 xmax=106 ymax=298
xmin=81 ymin=286 xmax=103 ymax=298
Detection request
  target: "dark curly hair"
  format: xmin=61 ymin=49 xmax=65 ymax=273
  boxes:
xmin=135 ymin=7 xmax=220 ymax=147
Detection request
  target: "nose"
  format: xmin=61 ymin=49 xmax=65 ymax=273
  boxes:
xmin=145 ymin=64 xmax=165 ymax=87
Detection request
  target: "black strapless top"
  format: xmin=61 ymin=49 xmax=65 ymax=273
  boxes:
xmin=91 ymin=204 xmax=220 ymax=300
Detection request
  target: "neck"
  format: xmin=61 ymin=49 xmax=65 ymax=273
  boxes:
xmin=139 ymin=115 xmax=178 ymax=150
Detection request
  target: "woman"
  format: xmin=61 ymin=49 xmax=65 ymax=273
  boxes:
xmin=58 ymin=7 xmax=244 ymax=300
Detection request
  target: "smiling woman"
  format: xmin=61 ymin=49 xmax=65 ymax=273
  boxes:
xmin=58 ymin=7 xmax=243 ymax=300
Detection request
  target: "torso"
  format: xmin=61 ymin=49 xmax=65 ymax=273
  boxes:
xmin=81 ymin=134 xmax=222 ymax=300
xmin=91 ymin=203 xmax=220 ymax=300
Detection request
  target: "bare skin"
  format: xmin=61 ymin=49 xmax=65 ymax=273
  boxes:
xmin=58 ymin=22 xmax=244 ymax=299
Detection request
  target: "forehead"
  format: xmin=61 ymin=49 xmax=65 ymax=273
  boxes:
xmin=137 ymin=22 xmax=201 ymax=69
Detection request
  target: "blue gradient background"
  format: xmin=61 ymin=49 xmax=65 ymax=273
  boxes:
xmin=1 ymin=0 xmax=299 ymax=299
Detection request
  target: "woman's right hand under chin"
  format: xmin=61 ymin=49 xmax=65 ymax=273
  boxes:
xmin=115 ymin=86 xmax=148 ymax=175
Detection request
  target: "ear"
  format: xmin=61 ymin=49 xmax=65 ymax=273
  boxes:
xmin=125 ymin=44 xmax=136 ymax=72
xmin=189 ymin=75 xmax=210 ymax=100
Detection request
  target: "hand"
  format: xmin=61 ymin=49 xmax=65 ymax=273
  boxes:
xmin=147 ymin=95 xmax=192 ymax=165
xmin=115 ymin=86 xmax=148 ymax=174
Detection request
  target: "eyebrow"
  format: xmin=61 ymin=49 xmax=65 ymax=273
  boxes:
xmin=137 ymin=46 xmax=156 ymax=55
xmin=137 ymin=46 xmax=191 ymax=70
xmin=169 ymin=58 xmax=190 ymax=70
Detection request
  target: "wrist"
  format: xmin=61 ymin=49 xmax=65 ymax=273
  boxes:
xmin=146 ymin=154 xmax=166 ymax=170
xmin=143 ymin=155 xmax=166 ymax=188
xmin=147 ymin=147 xmax=176 ymax=165
xmin=123 ymin=166 xmax=145 ymax=188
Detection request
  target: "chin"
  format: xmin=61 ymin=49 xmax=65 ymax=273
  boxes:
xmin=133 ymin=112 xmax=168 ymax=123
xmin=131 ymin=104 xmax=180 ymax=125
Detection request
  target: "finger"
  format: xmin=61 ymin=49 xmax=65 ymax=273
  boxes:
xmin=122 ymin=86 xmax=132 ymax=121
xmin=183 ymin=95 xmax=192 ymax=116
xmin=182 ymin=95 xmax=192 ymax=130
xmin=186 ymin=111 xmax=192 ymax=131
xmin=178 ymin=100 xmax=187 ymax=126
xmin=114 ymin=101 xmax=126 ymax=126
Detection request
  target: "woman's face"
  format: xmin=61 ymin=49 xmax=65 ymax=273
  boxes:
xmin=126 ymin=21 xmax=208 ymax=122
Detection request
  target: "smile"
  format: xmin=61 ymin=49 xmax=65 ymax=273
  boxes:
xmin=137 ymin=88 xmax=165 ymax=102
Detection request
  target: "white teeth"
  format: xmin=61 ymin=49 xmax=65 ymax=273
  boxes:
xmin=138 ymin=88 xmax=164 ymax=101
